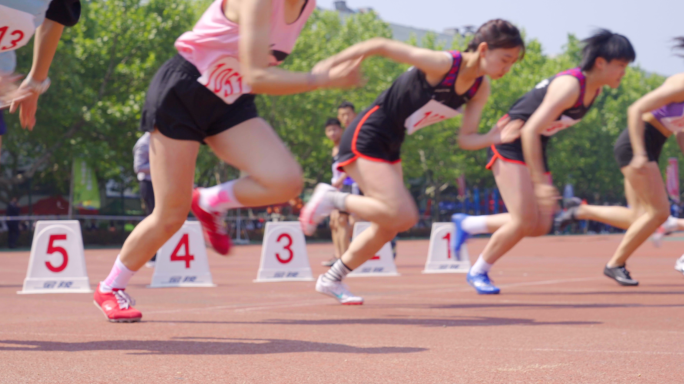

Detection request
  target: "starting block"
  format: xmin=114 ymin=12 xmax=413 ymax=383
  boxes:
xmin=422 ymin=222 xmax=471 ymax=273
xmin=19 ymin=220 xmax=92 ymax=294
xmin=255 ymin=222 xmax=314 ymax=282
xmin=149 ymin=221 xmax=216 ymax=287
xmin=348 ymin=221 xmax=399 ymax=277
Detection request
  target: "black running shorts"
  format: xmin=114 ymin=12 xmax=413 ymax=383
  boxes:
xmin=613 ymin=122 xmax=668 ymax=168
xmin=140 ymin=54 xmax=259 ymax=143
xmin=337 ymin=105 xmax=405 ymax=170
xmin=486 ymin=136 xmax=551 ymax=173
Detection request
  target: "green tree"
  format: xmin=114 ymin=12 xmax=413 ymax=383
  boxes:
xmin=3 ymin=0 xmax=200 ymax=205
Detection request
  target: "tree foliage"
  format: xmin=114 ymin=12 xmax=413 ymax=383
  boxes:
xmin=2 ymin=6 xmax=674 ymax=208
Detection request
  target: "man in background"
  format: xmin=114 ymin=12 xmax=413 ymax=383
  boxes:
xmin=133 ymin=132 xmax=156 ymax=267
xmin=6 ymin=196 xmax=20 ymax=249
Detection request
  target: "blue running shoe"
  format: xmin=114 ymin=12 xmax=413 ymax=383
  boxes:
xmin=466 ymin=270 xmax=500 ymax=294
xmin=451 ymin=213 xmax=470 ymax=259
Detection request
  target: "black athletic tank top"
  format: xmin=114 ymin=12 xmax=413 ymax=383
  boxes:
xmin=373 ymin=51 xmax=484 ymax=135
xmin=507 ymin=68 xmax=598 ymax=136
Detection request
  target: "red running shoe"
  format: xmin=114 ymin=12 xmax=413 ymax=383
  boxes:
xmin=191 ymin=188 xmax=232 ymax=255
xmin=93 ymin=286 xmax=142 ymax=323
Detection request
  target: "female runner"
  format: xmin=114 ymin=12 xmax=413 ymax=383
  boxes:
xmin=451 ymin=29 xmax=635 ymax=294
xmin=93 ymin=0 xmax=363 ymax=322
xmin=555 ymin=37 xmax=684 ymax=285
xmin=300 ymin=19 xmax=525 ymax=304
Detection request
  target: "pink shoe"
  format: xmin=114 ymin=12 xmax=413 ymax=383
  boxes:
xmin=191 ymin=188 xmax=232 ymax=255
xmin=93 ymin=286 xmax=142 ymax=323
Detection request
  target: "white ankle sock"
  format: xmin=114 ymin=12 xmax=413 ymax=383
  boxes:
xmin=461 ymin=216 xmax=489 ymax=235
xmin=663 ymin=216 xmax=679 ymax=232
xmin=199 ymin=180 xmax=244 ymax=212
xmin=470 ymin=255 xmax=493 ymax=275
xmin=100 ymin=256 xmax=136 ymax=292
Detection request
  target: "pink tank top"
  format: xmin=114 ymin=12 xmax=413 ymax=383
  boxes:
xmin=175 ymin=0 xmax=315 ymax=104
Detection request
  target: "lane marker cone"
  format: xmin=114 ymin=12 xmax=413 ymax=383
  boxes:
xmin=255 ymin=222 xmax=314 ymax=282
xmin=149 ymin=221 xmax=216 ymax=287
xmin=348 ymin=221 xmax=399 ymax=277
xmin=19 ymin=220 xmax=92 ymax=294
xmin=423 ymin=222 xmax=471 ymax=274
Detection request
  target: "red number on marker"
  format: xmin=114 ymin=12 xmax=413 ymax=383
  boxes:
xmin=170 ymin=234 xmax=195 ymax=268
xmin=442 ymin=232 xmax=451 ymax=259
xmin=45 ymin=234 xmax=68 ymax=272
xmin=275 ymin=233 xmax=294 ymax=263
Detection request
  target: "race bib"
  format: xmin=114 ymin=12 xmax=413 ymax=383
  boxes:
xmin=0 ymin=5 xmax=36 ymax=53
xmin=197 ymin=56 xmax=252 ymax=105
xmin=661 ymin=113 xmax=684 ymax=133
xmin=404 ymin=99 xmax=460 ymax=135
xmin=541 ymin=115 xmax=579 ymax=137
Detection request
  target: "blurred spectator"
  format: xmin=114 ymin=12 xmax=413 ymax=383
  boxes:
xmin=6 ymin=197 xmax=20 ymax=248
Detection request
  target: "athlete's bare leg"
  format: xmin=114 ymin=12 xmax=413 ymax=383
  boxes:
xmin=119 ymin=118 xmax=303 ymax=271
xmin=481 ymin=213 xmax=512 ymax=233
xmin=337 ymin=211 xmax=352 ymax=254
xmin=572 ymin=179 xmax=646 ymax=230
xmin=339 ymin=159 xmax=418 ymax=269
xmin=330 ymin=209 xmax=341 ymax=258
xmin=607 ymin=163 xmax=669 ymax=267
xmin=205 ymin=118 xmax=303 ymax=206
xmin=480 ymin=160 xmax=554 ymax=265
xmin=119 ymin=129 xmax=199 ymax=271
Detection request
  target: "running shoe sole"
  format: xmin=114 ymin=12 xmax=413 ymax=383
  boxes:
xmin=315 ymin=287 xmax=364 ymax=305
xmin=93 ymin=301 xmax=142 ymax=323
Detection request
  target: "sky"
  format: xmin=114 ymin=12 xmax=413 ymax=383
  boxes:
xmin=318 ymin=0 xmax=684 ymax=76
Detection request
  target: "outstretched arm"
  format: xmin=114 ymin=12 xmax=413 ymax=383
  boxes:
xmin=9 ymin=19 xmax=64 ymax=130
xmin=628 ymin=72 xmax=684 ymax=169
xmin=239 ymin=0 xmax=362 ymax=95
xmin=314 ymin=37 xmax=454 ymax=83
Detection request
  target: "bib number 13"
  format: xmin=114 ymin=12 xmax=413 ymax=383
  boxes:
xmin=0 ymin=5 xmax=36 ymax=52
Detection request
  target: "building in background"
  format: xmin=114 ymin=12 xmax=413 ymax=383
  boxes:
xmin=332 ymin=0 xmax=474 ymax=47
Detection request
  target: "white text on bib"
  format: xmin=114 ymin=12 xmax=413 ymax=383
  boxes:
xmin=661 ymin=113 xmax=684 ymax=133
xmin=405 ymin=99 xmax=460 ymax=135
xmin=198 ymin=56 xmax=252 ymax=105
xmin=0 ymin=5 xmax=36 ymax=53
xmin=541 ymin=115 xmax=579 ymax=137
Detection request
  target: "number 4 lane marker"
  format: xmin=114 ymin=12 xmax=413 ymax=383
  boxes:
xmin=149 ymin=221 xmax=216 ymax=288
xmin=18 ymin=221 xmax=92 ymax=294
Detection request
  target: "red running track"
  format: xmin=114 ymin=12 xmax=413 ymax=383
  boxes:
xmin=1 ymin=235 xmax=683 ymax=383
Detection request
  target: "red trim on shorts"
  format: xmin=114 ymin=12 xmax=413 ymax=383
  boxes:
xmin=336 ymin=155 xmax=359 ymax=171
xmin=486 ymin=145 xmax=552 ymax=177
xmin=349 ymin=105 xmax=401 ymax=165
xmin=485 ymin=144 xmax=527 ymax=170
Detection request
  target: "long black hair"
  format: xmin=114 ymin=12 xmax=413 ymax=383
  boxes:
xmin=580 ymin=29 xmax=636 ymax=71
xmin=466 ymin=19 xmax=525 ymax=60
xmin=674 ymin=36 xmax=684 ymax=57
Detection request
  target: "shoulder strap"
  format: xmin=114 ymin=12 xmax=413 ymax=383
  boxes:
xmin=439 ymin=51 xmax=461 ymax=88
xmin=555 ymin=67 xmax=586 ymax=108
xmin=467 ymin=77 xmax=484 ymax=98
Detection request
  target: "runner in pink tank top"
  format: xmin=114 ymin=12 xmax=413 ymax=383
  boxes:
xmin=93 ymin=0 xmax=366 ymax=323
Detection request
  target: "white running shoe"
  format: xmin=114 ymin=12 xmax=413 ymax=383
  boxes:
xmin=315 ymin=275 xmax=364 ymax=305
xmin=675 ymin=255 xmax=684 ymax=275
xmin=300 ymin=183 xmax=336 ymax=236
